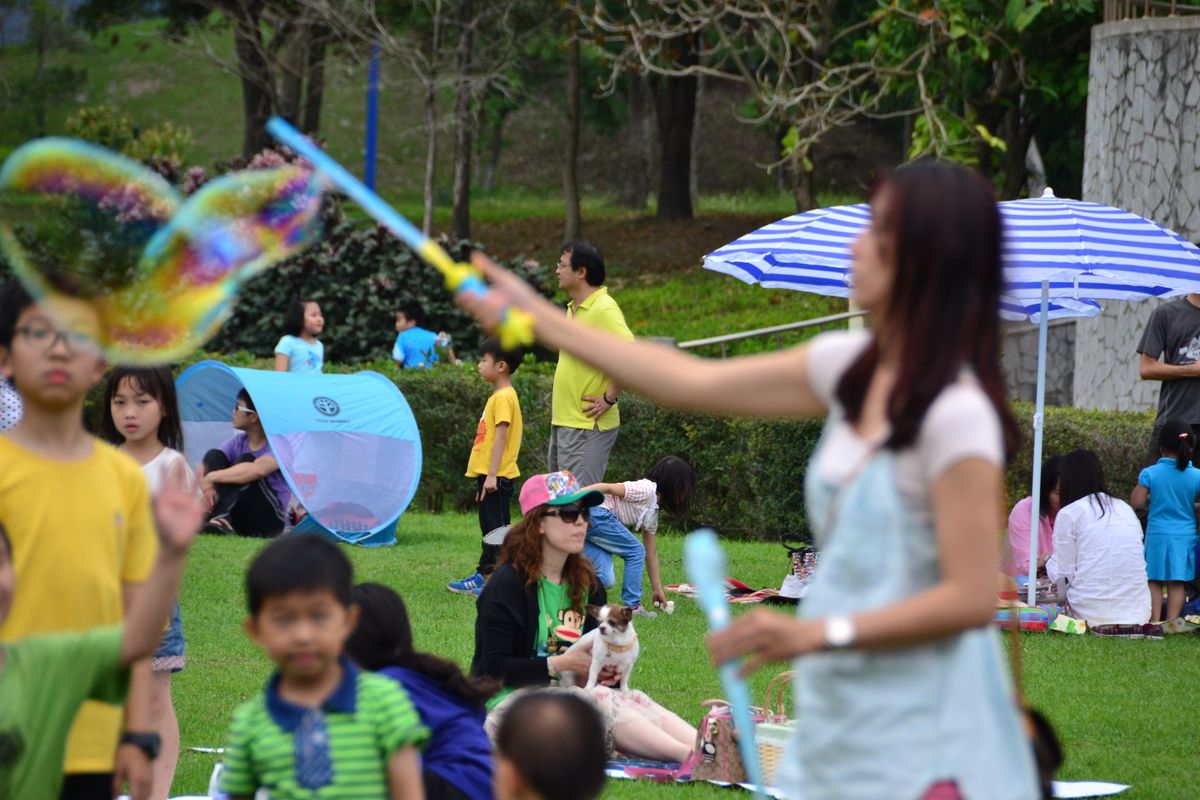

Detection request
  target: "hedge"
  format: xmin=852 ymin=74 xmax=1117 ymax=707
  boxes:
xmin=83 ymin=357 xmax=1157 ymax=541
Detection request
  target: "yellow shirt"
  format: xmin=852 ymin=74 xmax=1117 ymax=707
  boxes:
xmin=466 ymin=386 xmax=522 ymax=479
xmin=0 ymin=436 xmax=158 ymax=773
xmin=551 ymin=286 xmax=635 ymax=431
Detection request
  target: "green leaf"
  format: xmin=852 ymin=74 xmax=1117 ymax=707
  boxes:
xmin=1005 ymin=0 xmax=1025 ymax=28
xmin=974 ymin=124 xmax=1009 ymax=152
xmin=1015 ymin=1 xmax=1046 ymax=30
xmin=780 ymin=126 xmax=800 ymax=158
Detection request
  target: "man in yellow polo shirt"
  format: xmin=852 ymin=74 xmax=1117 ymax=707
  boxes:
xmin=550 ymin=241 xmax=635 ymax=485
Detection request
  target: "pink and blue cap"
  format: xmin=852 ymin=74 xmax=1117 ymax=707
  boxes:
xmin=518 ymin=471 xmax=605 ymax=515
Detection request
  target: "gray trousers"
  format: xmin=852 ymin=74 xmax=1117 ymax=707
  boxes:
xmin=548 ymin=424 xmax=620 ymax=486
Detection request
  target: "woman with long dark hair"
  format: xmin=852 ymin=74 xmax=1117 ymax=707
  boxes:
xmin=1048 ymin=449 xmax=1151 ymax=629
xmin=461 ymin=162 xmax=1039 ymax=798
xmin=472 ymin=472 xmax=696 ymax=764
xmin=345 ymin=583 xmax=496 ymax=800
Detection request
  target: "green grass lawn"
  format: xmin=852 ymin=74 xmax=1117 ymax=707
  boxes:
xmin=171 ymin=514 xmax=1198 ymax=798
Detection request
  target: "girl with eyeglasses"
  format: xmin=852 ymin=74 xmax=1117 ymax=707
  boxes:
xmin=471 ymin=471 xmax=696 ymax=765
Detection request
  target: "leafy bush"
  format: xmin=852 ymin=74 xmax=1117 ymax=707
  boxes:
xmin=65 ymin=105 xmax=192 ymax=173
xmin=80 ymin=359 xmax=1155 ymax=541
xmin=205 ymin=223 xmax=556 ymax=365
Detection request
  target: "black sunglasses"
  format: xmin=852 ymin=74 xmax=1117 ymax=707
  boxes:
xmin=544 ymin=505 xmax=589 ymax=524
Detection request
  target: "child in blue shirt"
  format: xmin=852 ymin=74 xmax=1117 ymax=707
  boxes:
xmin=392 ymin=301 xmax=442 ymax=369
xmin=275 ymin=296 xmax=325 ymax=373
xmin=1131 ymin=418 xmax=1200 ymax=624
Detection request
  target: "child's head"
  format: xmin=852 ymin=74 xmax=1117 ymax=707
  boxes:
xmin=478 ymin=336 xmax=525 ymax=382
xmin=0 ymin=522 xmax=13 ymax=626
xmin=395 ymin=301 xmax=425 ymax=332
xmin=245 ymin=534 xmax=357 ymax=680
xmin=231 ymin=388 xmax=261 ymax=432
xmin=344 ymin=582 xmax=500 ymax=706
xmin=283 ymin=296 xmax=323 ymax=338
xmin=0 ymin=281 xmax=105 ymax=411
xmin=1056 ymin=449 xmax=1110 ymax=510
xmin=647 ymin=455 xmax=696 ymax=516
xmin=494 ymin=690 xmax=607 ymax=800
xmin=1158 ymin=419 xmax=1195 ymax=471
xmin=101 ymin=366 xmax=183 ymax=451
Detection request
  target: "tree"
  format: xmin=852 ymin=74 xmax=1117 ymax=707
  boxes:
xmin=563 ymin=0 xmax=582 ymax=239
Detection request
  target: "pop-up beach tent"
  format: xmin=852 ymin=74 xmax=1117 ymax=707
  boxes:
xmin=176 ymin=361 xmax=421 ymax=546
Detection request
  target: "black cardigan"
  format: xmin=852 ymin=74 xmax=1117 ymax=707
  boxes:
xmin=470 ymin=562 xmax=606 ymax=688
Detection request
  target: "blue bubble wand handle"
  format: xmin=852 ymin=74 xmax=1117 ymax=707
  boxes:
xmin=684 ymin=529 xmax=767 ymax=798
xmin=265 ymin=117 xmax=533 ymax=350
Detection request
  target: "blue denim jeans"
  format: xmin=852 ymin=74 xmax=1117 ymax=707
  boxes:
xmin=583 ymin=506 xmax=645 ymax=607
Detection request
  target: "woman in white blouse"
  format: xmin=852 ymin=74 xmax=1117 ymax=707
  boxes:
xmin=1046 ymin=449 xmax=1152 ymax=628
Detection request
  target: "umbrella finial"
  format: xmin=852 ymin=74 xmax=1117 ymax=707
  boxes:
xmin=1041 ymin=187 xmax=1055 ymax=198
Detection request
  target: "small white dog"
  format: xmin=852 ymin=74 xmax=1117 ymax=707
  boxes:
xmin=559 ymin=604 xmax=640 ymax=691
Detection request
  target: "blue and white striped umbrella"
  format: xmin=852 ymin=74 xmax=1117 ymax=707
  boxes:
xmin=705 ymin=189 xmax=1200 ymax=603
xmin=705 ymin=191 xmax=1200 ymax=321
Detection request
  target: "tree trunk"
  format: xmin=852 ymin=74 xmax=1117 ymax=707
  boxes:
xmin=653 ymin=36 xmax=698 ymax=220
xmin=689 ymin=73 xmax=704 ymax=213
xmin=422 ymin=77 xmax=439 ymax=236
xmin=301 ymin=23 xmax=328 ymax=135
xmin=232 ymin=4 xmax=274 ymax=158
xmin=276 ymin=22 xmax=307 ymax=125
xmin=451 ymin=0 xmax=475 ymax=242
xmin=33 ymin=10 xmax=45 ymax=137
xmin=480 ymin=108 xmax=507 ymax=192
xmin=617 ymin=72 xmax=652 ymax=209
xmin=791 ymin=146 xmax=814 ymax=212
xmin=563 ymin=7 xmax=582 ymax=240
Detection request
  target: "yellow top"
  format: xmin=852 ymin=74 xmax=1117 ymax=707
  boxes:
xmin=467 ymin=386 xmax=523 ymax=479
xmin=551 ymin=287 xmax=635 ymax=431
xmin=0 ymin=436 xmax=158 ymax=773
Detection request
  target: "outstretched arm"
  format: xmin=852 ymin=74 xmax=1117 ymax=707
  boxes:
xmin=461 ymin=254 xmax=828 ymax=420
xmin=121 ymin=488 xmax=204 ymax=665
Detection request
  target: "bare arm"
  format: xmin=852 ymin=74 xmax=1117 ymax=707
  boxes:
xmin=387 ymin=746 xmax=425 ymax=800
xmin=201 ymin=455 xmax=279 ymax=487
xmin=463 ymin=254 xmax=828 ymax=420
xmin=643 ymin=532 xmax=666 ymax=607
xmin=479 ymin=423 xmax=509 ymax=499
xmin=1131 ymin=484 xmax=1149 ymax=509
xmin=120 ymin=489 xmax=202 ymax=665
xmin=274 ymin=353 xmax=290 ymax=372
xmin=710 ymin=458 xmax=1005 ymax=672
xmin=1140 ymin=352 xmax=1200 ymax=381
xmin=581 ymin=482 xmax=626 ymax=497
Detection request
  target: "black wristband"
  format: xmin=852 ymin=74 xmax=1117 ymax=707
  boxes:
xmin=120 ymin=731 xmax=162 ymax=760
xmin=603 ymin=393 xmax=618 ymax=405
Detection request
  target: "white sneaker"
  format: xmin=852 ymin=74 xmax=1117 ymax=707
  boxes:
xmin=631 ymin=604 xmax=658 ymax=618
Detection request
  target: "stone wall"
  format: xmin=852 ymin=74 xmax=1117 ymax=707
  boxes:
xmin=1074 ymin=17 xmax=1200 ymax=411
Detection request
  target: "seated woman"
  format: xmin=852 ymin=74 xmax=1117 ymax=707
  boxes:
xmin=1046 ymin=449 xmax=1152 ymax=629
xmin=471 ymin=471 xmax=696 ymax=764
xmin=196 ymin=389 xmax=291 ymax=537
xmin=1005 ymin=456 xmax=1062 ymax=577
xmin=346 ymin=583 xmax=496 ymax=800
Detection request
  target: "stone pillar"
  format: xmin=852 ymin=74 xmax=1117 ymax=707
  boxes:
xmin=1074 ymin=17 xmax=1200 ymax=411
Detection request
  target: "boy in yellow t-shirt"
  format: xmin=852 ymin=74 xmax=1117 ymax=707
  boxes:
xmin=449 ymin=337 xmax=525 ymax=597
xmin=0 ymin=283 xmax=159 ymax=798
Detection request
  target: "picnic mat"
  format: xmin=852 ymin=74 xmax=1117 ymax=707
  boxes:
xmin=667 ymin=579 xmax=797 ymax=605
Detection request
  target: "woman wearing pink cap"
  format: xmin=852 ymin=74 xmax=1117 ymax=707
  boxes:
xmin=471 ymin=470 xmax=696 ymax=764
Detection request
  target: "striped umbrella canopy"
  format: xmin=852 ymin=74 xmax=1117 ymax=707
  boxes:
xmin=705 ymin=189 xmax=1200 ymax=603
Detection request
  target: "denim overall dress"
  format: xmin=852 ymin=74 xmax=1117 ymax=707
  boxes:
xmin=776 ymin=423 xmax=1039 ymax=800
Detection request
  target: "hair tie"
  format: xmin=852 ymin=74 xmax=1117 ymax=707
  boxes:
xmin=1181 ymin=432 xmax=1190 ymax=440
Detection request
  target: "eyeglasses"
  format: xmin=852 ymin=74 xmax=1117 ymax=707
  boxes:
xmin=15 ymin=324 xmax=97 ymax=354
xmin=544 ymin=505 xmax=589 ymax=524
xmin=233 ymin=405 xmax=255 ymax=415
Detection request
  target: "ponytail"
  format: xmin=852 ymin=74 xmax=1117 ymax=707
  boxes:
xmin=1157 ymin=419 xmax=1194 ymax=471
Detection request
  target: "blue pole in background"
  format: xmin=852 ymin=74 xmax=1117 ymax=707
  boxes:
xmin=364 ymin=44 xmax=381 ymax=190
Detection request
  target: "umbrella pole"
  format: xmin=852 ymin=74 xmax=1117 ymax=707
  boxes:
xmin=1026 ymin=280 xmax=1050 ymax=607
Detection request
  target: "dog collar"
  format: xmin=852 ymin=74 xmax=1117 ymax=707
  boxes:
xmin=606 ymin=635 xmax=638 ymax=653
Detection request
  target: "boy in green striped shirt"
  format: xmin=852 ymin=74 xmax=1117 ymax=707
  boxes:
xmin=220 ymin=535 xmax=428 ymax=799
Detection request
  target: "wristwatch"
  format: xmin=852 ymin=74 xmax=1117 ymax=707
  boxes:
xmin=119 ymin=731 xmax=162 ymax=760
xmin=823 ymin=616 xmax=857 ymax=650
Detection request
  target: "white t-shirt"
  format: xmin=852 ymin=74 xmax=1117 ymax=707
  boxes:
xmin=141 ymin=447 xmax=192 ymax=496
xmin=602 ymin=479 xmax=660 ymax=535
xmin=1046 ymin=494 xmax=1151 ymax=626
xmin=274 ymin=335 xmax=324 ymax=374
xmin=805 ymin=330 xmax=1005 ymax=525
